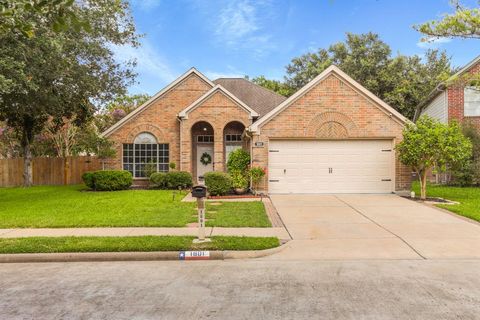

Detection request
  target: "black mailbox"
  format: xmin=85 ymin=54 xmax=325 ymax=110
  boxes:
xmin=192 ymin=185 xmax=207 ymax=198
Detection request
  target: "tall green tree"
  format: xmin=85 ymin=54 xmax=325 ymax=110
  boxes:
xmin=250 ymin=75 xmax=295 ymax=97
xmin=0 ymin=0 xmax=88 ymax=37
xmin=0 ymin=0 xmax=140 ymax=186
xmin=253 ymin=33 xmax=452 ymax=119
xmin=415 ymin=0 xmax=480 ymax=40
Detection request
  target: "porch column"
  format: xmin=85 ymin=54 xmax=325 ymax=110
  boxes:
xmin=213 ymin=128 xmax=224 ymax=172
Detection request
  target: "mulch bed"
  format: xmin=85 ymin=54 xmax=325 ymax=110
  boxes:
xmin=401 ymin=196 xmax=452 ymax=204
xmin=208 ymin=194 xmax=263 ymax=200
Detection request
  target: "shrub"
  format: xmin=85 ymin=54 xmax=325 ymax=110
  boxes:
xmin=165 ymin=171 xmax=193 ymax=189
xmin=248 ymin=166 xmax=266 ymax=191
xmin=451 ymin=122 xmax=480 ymax=186
xmin=144 ymin=161 xmax=158 ymax=179
xmin=150 ymin=171 xmax=192 ymax=189
xmin=82 ymin=170 xmax=133 ymax=191
xmin=227 ymin=149 xmax=250 ymax=172
xmin=150 ymin=172 xmax=167 ymax=188
xmin=169 ymin=162 xmax=176 ymax=171
xmin=204 ymin=171 xmax=232 ymax=196
xmin=81 ymin=172 xmax=95 ymax=189
xmin=231 ymin=170 xmax=248 ymax=189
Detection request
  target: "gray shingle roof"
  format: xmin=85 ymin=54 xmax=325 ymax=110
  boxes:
xmin=213 ymin=78 xmax=287 ymax=118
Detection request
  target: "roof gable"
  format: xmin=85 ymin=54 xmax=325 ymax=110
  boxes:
xmin=414 ymin=55 xmax=480 ymax=121
xmin=178 ymin=85 xmax=259 ymax=119
xmin=101 ymin=68 xmax=214 ymax=137
xmin=249 ymin=65 xmax=407 ymax=132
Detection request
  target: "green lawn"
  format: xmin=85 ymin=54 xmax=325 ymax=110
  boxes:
xmin=206 ymin=202 xmax=271 ymax=227
xmin=0 ymin=236 xmax=280 ymax=254
xmin=412 ymin=181 xmax=480 ymax=222
xmin=0 ymin=185 xmax=269 ymax=228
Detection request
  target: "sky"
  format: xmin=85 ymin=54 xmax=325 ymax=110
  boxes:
xmin=119 ymin=0 xmax=480 ymax=95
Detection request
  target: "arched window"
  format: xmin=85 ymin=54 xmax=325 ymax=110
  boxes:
xmin=123 ymin=132 xmax=169 ymax=178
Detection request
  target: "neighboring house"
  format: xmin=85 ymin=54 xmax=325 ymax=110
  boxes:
xmin=415 ymin=55 xmax=480 ymax=130
xmin=101 ymin=65 xmax=411 ymax=194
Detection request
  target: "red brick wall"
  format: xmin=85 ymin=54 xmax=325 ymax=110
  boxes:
xmin=180 ymin=90 xmax=252 ymax=176
xmin=448 ymin=61 xmax=480 ymax=130
xmin=252 ymin=73 xmax=411 ymax=192
xmin=105 ymin=73 xmax=213 ymax=172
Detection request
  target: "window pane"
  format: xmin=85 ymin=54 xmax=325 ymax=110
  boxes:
xmin=465 ymin=87 xmax=480 ymax=116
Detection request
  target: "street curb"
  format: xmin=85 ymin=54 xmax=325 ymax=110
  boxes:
xmin=0 ymin=242 xmax=288 ymax=263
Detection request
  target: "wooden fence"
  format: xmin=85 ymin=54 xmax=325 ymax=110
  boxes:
xmin=0 ymin=156 xmax=103 ymax=187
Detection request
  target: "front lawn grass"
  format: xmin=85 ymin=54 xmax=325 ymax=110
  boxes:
xmin=0 ymin=185 xmax=270 ymax=228
xmin=206 ymin=201 xmax=271 ymax=227
xmin=0 ymin=236 xmax=280 ymax=254
xmin=412 ymin=181 xmax=480 ymax=222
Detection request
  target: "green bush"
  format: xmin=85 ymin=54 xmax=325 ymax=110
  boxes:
xmin=150 ymin=172 xmax=167 ymax=188
xmin=82 ymin=170 xmax=133 ymax=191
xmin=227 ymin=149 xmax=250 ymax=172
xmin=204 ymin=172 xmax=232 ymax=196
xmin=81 ymin=172 xmax=95 ymax=189
xmin=165 ymin=171 xmax=193 ymax=189
xmin=231 ymin=170 xmax=248 ymax=189
xmin=150 ymin=171 xmax=192 ymax=189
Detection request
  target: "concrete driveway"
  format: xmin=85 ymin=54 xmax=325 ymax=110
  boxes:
xmin=268 ymin=194 xmax=480 ymax=260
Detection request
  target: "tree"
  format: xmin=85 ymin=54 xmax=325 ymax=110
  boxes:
xmin=415 ymin=0 xmax=480 ymax=40
xmin=250 ymin=75 xmax=294 ymax=97
xmin=0 ymin=0 xmax=89 ymax=37
xmin=0 ymin=0 xmax=140 ymax=186
xmin=396 ymin=116 xmax=472 ymax=200
xmin=94 ymin=93 xmax=150 ymax=132
xmin=252 ymin=33 xmax=452 ymax=120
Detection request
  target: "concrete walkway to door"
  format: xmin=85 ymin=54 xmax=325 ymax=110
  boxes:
xmin=265 ymin=194 xmax=480 ymax=260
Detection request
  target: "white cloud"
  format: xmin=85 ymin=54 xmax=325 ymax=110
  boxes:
xmin=111 ymin=40 xmax=176 ymax=92
xmin=417 ymin=37 xmax=452 ymax=49
xmin=196 ymin=0 xmax=277 ymax=58
xmin=205 ymin=65 xmax=245 ymax=80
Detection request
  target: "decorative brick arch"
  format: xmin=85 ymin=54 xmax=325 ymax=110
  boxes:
xmin=126 ymin=123 xmax=166 ymax=143
xmin=306 ymin=112 xmax=357 ymax=138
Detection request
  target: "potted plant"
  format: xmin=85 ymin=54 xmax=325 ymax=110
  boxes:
xmin=248 ymin=166 xmax=266 ymax=194
xmin=231 ymin=170 xmax=248 ymax=194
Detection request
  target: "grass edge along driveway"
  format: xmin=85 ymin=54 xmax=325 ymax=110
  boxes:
xmin=0 ymin=236 xmax=280 ymax=254
xmin=0 ymin=185 xmax=270 ymax=228
xmin=412 ymin=181 xmax=480 ymax=222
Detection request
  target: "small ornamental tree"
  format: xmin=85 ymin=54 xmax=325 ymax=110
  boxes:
xmin=396 ymin=116 xmax=472 ymax=200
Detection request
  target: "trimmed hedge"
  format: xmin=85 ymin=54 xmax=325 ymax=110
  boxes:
xmin=150 ymin=171 xmax=193 ymax=189
xmin=82 ymin=170 xmax=133 ymax=191
xmin=204 ymin=171 xmax=232 ymax=196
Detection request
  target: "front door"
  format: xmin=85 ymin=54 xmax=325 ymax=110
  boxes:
xmin=197 ymin=145 xmax=214 ymax=182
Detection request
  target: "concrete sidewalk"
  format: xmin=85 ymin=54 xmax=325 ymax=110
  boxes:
xmin=0 ymin=227 xmax=290 ymax=240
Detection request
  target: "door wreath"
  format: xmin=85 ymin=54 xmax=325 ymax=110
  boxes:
xmin=200 ymin=152 xmax=212 ymax=166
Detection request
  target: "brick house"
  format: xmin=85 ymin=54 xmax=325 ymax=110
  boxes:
xmin=415 ymin=55 xmax=480 ymax=130
xmin=102 ymin=65 xmax=411 ymax=194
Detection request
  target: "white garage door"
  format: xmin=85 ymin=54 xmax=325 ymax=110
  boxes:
xmin=268 ymin=140 xmax=394 ymax=194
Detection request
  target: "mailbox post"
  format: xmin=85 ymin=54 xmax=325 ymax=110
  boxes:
xmin=191 ymin=185 xmax=210 ymax=243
